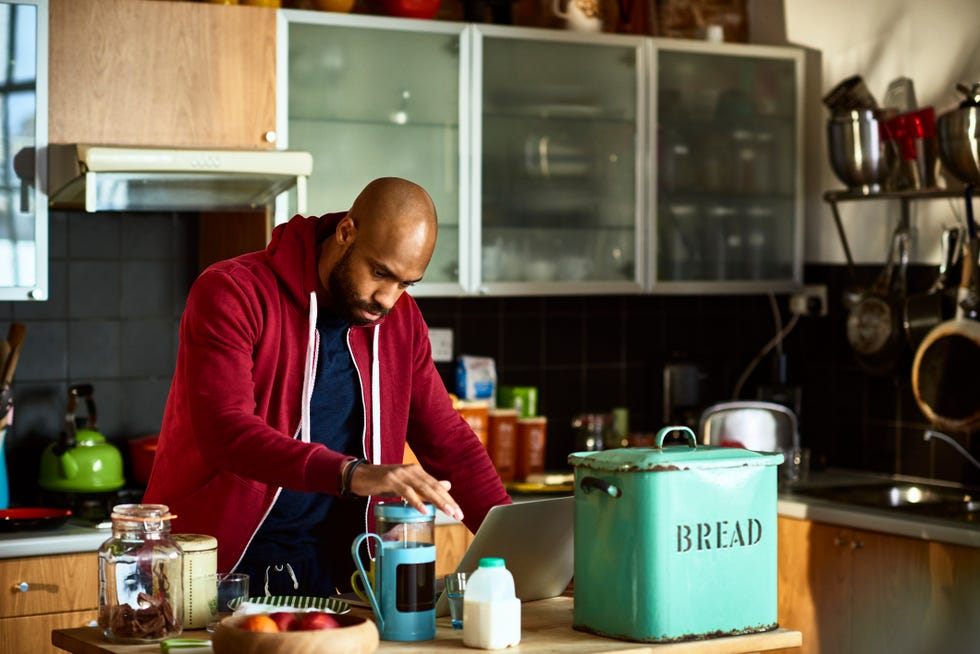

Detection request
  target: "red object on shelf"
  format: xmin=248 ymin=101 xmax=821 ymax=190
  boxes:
xmin=383 ymin=0 xmax=441 ymax=19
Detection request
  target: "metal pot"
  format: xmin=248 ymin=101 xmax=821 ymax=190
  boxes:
xmin=37 ymin=384 xmax=124 ymax=493
xmin=827 ymin=109 xmax=898 ymax=194
xmin=937 ymin=83 xmax=980 ymax=186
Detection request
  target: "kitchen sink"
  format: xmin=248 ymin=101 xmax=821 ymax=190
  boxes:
xmin=793 ymin=481 xmax=980 ymax=524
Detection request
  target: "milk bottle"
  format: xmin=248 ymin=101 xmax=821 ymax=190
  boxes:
xmin=462 ymin=557 xmax=521 ymax=649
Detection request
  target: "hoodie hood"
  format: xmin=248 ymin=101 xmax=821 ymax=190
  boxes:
xmin=265 ymin=212 xmax=346 ymax=312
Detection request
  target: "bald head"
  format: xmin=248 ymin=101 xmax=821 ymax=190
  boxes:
xmin=318 ymin=177 xmax=439 ymax=324
xmin=348 ymin=177 xmax=438 ymax=255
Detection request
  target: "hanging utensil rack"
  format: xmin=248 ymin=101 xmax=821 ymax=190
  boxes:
xmin=823 ymin=187 xmax=976 ymax=282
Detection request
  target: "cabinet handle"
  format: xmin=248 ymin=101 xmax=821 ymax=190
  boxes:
xmin=833 ymin=536 xmax=847 ymax=547
xmin=850 ymin=539 xmax=863 ymax=550
xmin=263 ymin=130 xmax=278 ymax=144
xmin=14 ymin=581 xmax=29 ymax=592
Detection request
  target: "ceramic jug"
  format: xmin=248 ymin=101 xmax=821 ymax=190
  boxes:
xmin=552 ymin=0 xmax=602 ymax=32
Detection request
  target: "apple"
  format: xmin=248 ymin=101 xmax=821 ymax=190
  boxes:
xmin=290 ymin=611 xmax=341 ymax=631
xmin=268 ymin=611 xmax=298 ymax=632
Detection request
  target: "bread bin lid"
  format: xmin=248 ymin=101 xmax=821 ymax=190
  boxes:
xmin=568 ymin=426 xmax=784 ymax=471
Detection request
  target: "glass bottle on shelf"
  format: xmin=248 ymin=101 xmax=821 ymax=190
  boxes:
xmin=98 ymin=504 xmax=184 ymax=643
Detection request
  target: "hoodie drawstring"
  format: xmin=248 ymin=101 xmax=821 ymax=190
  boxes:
xmin=263 ymin=563 xmax=300 ymax=596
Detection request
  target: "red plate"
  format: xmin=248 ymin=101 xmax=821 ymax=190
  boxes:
xmin=0 ymin=507 xmax=73 ymax=532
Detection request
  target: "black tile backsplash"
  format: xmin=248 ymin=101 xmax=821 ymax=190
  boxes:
xmin=1 ymin=211 xmax=195 ymax=504
xmin=2 ymin=216 xmax=978 ymax=504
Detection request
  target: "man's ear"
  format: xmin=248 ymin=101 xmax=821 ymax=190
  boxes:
xmin=336 ymin=214 xmax=357 ymax=245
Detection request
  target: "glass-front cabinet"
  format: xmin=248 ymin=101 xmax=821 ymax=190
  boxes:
xmin=0 ymin=0 xmax=46 ymax=301
xmin=473 ymin=26 xmax=645 ymax=295
xmin=649 ymin=40 xmax=803 ymax=293
xmin=280 ymin=11 xmax=467 ymax=295
xmin=278 ymin=12 xmax=803 ymax=297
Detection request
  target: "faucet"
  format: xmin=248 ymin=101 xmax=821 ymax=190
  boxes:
xmin=923 ymin=430 xmax=980 ymax=471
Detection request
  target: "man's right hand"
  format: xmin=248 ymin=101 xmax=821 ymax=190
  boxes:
xmin=348 ymin=462 xmax=464 ymax=522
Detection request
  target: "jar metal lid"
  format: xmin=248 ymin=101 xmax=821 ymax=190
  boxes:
xmin=110 ymin=503 xmax=176 ymax=522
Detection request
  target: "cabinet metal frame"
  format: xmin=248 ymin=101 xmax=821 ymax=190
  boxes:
xmin=0 ymin=0 xmax=48 ymax=302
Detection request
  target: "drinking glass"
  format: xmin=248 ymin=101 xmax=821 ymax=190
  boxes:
xmin=445 ymin=572 xmax=467 ymax=630
xmin=206 ymin=572 xmax=249 ymax=632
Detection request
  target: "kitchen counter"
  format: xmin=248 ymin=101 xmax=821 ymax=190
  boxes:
xmin=0 ymin=520 xmax=109 ymax=558
xmin=52 ymin=597 xmax=802 ymax=653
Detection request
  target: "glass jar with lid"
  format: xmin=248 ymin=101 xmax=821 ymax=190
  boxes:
xmin=98 ymin=504 xmax=183 ymax=643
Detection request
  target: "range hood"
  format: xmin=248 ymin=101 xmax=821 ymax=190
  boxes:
xmin=47 ymin=144 xmax=312 ymax=213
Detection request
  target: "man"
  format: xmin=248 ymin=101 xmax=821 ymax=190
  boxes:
xmin=145 ymin=177 xmax=510 ymax=596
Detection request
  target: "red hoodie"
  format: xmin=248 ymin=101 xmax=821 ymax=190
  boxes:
xmin=144 ymin=213 xmax=510 ymax=572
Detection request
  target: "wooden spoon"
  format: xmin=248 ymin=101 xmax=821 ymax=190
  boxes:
xmin=0 ymin=323 xmax=25 ymax=389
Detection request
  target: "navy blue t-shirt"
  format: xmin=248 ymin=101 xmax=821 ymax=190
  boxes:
xmin=239 ymin=313 xmax=364 ymax=594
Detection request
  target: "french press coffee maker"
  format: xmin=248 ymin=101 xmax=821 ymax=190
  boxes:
xmin=351 ymin=501 xmax=436 ymax=641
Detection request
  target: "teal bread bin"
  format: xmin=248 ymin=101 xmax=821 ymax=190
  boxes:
xmin=568 ymin=425 xmax=783 ymax=643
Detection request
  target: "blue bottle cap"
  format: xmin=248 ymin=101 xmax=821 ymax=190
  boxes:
xmin=478 ymin=557 xmax=505 ymax=568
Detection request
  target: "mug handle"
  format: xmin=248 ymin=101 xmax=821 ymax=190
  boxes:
xmin=351 ymin=533 xmax=384 ymax=630
xmin=552 ymin=0 xmax=568 ymax=19
xmin=349 ymin=562 xmax=374 ymax=604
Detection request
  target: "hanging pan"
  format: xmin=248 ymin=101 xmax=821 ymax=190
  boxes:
xmin=846 ymin=224 xmax=909 ymax=375
xmin=911 ymin=189 xmax=980 ymax=432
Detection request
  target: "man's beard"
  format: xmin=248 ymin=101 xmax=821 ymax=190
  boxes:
xmin=328 ymin=246 xmax=390 ymax=326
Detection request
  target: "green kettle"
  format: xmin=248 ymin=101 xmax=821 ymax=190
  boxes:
xmin=38 ymin=384 xmax=125 ymax=493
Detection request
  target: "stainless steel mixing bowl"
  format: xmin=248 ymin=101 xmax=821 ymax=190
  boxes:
xmin=827 ymin=109 xmax=897 ymax=194
xmin=937 ymin=105 xmax=980 ymax=185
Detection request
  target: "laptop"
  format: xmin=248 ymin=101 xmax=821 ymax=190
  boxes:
xmin=434 ymin=495 xmax=575 ymax=616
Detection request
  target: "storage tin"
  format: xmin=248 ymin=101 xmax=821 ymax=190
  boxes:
xmin=568 ymin=426 xmax=783 ymax=643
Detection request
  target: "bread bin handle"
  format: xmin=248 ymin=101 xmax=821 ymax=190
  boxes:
xmin=580 ymin=476 xmax=622 ymax=498
xmin=655 ymin=425 xmax=697 ymax=448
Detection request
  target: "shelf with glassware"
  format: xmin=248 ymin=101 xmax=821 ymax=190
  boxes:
xmin=279 ymin=13 xmax=804 ymax=297
xmin=648 ymin=40 xmax=804 ymax=294
xmin=472 ymin=25 xmax=646 ymax=295
xmin=281 ymin=10 xmax=467 ymax=295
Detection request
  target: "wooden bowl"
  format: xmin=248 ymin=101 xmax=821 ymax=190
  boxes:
xmin=211 ymin=613 xmax=379 ymax=654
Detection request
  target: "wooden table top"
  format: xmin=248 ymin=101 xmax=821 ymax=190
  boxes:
xmin=52 ymin=597 xmax=802 ymax=653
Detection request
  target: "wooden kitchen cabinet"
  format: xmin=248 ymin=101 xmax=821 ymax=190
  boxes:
xmin=49 ymin=0 xmax=276 ymax=148
xmin=776 ymin=515 xmax=980 ymax=654
xmin=0 ymin=551 xmax=99 ymax=654
xmin=434 ymin=523 xmax=473 ymax=578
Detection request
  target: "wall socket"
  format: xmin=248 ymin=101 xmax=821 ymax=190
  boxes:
xmin=790 ymin=284 xmax=828 ymax=317
xmin=429 ymin=328 xmax=454 ymax=363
